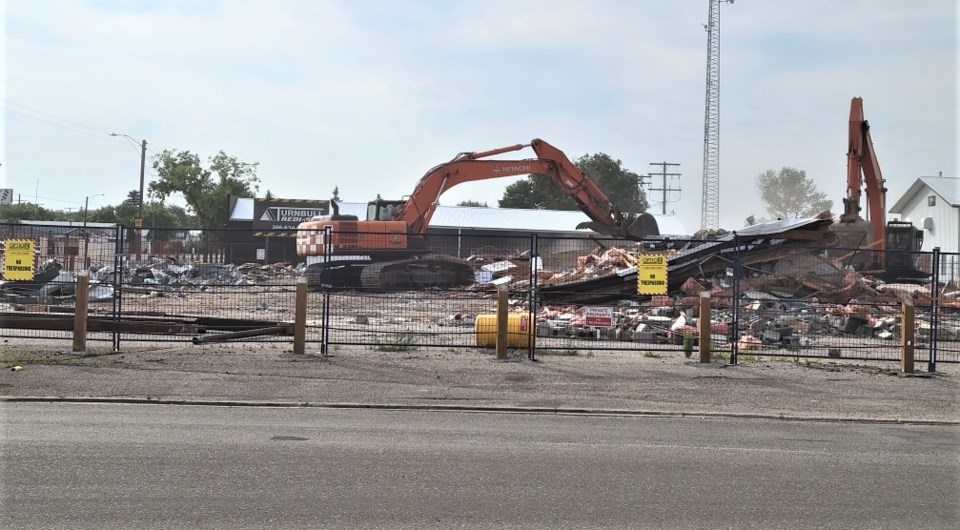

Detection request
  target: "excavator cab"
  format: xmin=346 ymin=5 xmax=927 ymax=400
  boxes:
xmin=883 ymin=220 xmax=927 ymax=282
xmin=885 ymin=220 xmax=923 ymax=252
xmin=367 ymin=199 xmax=405 ymax=221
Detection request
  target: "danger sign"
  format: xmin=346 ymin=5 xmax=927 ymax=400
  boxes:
xmin=3 ymin=239 xmax=35 ymax=281
xmin=637 ymin=253 xmax=667 ymax=295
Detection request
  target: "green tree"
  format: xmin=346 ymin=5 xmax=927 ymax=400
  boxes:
xmin=150 ymin=150 xmax=260 ymax=228
xmin=456 ymin=200 xmax=489 ymax=207
xmin=498 ymin=153 xmax=649 ymax=212
xmin=0 ymin=202 xmax=61 ymax=222
xmin=756 ymin=167 xmax=833 ymax=219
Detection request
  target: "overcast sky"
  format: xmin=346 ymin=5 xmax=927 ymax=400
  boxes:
xmin=2 ymin=0 xmax=956 ymax=233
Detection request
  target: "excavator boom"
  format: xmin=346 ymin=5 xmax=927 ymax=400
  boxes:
xmin=398 ymin=138 xmax=657 ymax=239
xmin=297 ymin=138 xmax=658 ymax=289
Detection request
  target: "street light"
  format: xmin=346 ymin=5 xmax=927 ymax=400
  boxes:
xmin=110 ymin=132 xmax=147 ymax=260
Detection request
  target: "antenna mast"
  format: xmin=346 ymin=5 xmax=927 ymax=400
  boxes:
xmin=700 ymin=0 xmax=733 ymax=230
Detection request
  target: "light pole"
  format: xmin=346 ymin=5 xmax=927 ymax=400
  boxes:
xmin=110 ymin=133 xmax=147 ymax=259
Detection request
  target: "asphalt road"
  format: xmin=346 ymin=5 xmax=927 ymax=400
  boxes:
xmin=2 ymin=402 xmax=957 ymax=530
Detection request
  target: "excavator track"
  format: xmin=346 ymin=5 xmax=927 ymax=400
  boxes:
xmin=359 ymin=254 xmax=475 ymax=290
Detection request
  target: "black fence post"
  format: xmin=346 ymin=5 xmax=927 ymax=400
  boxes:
xmin=929 ymin=247 xmax=940 ymax=373
xmin=320 ymin=225 xmax=332 ymax=355
xmin=730 ymin=232 xmax=740 ymax=365
xmin=113 ymin=225 xmax=125 ymax=352
xmin=528 ymin=233 xmax=539 ymax=361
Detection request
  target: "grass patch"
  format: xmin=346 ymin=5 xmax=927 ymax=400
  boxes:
xmin=0 ymin=350 xmax=106 ymax=369
xmin=539 ymin=349 xmax=583 ymax=357
xmin=372 ymin=332 xmax=418 ymax=352
xmin=682 ymin=333 xmax=694 ymax=359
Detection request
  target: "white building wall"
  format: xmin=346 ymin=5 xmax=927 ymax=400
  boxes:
xmin=895 ymin=184 xmax=959 ymax=254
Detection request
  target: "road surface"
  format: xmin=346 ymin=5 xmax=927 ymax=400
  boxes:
xmin=2 ymin=402 xmax=957 ymax=529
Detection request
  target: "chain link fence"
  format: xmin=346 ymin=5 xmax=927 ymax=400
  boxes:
xmin=1 ymin=223 xmax=957 ymax=367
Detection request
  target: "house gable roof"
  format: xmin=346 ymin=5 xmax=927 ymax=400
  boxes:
xmin=889 ymin=176 xmax=959 ymax=213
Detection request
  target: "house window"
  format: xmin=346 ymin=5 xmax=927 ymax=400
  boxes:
xmin=928 ymin=195 xmax=936 ymax=206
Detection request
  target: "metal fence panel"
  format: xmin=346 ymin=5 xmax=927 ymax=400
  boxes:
xmin=1 ymin=222 xmax=957 ymax=364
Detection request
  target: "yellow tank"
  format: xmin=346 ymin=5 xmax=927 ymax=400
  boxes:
xmin=475 ymin=313 xmax=533 ymax=348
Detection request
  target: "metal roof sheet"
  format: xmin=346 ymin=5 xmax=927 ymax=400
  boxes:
xmin=230 ymin=198 xmax=687 ymax=236
xmin=920 ymin=176 xmax=959 ymax=206
xmin=229 ymin=197 xmax=255 ymax=220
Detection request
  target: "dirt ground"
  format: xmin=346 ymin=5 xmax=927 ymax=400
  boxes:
xmin=1 ymin=338 xmax=958 ymax=424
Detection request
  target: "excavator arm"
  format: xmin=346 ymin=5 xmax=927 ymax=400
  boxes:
xmin=841 ymin=97 xmax=888 ymax=250
xmin=397 ymin=138 xmax=659 ymax=240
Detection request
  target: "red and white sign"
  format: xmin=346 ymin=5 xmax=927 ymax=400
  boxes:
xmin=584 ymin=306 xmax=613 ymax=327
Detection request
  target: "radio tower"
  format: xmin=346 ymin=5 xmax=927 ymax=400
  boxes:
xmin=700 ymin=0 xmax=733 ymax=230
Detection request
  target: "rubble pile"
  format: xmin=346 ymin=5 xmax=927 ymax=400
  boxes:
xmin=465 ymin=216 xmax=960 ymax=348
xmin=0 ymin=258 xmax=305 ymax=304
xmin=124 ymin=259 xmax=302 ymax=288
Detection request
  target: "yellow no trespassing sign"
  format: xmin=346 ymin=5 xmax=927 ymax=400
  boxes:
xmin=3 ymin=239 xmax=36 ymax=281
xmin=637 ymin=253 xmax=667 ymax=295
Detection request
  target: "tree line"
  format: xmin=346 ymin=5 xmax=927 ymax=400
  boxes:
xmin=1 ymin=148 xmax=832 ymax=228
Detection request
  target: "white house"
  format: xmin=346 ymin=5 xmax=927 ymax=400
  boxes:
xmin=889 ymin=176 xmax=959 ymax=282
xmin=888 ymin=176 xmax=959 ymax=254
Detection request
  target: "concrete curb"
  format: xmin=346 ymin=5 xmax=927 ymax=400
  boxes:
xmin=2 ymin=395 xmax=957 ymax=426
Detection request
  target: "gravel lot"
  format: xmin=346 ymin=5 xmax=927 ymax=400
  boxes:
xmin=1 ymin=340 xmax=957 ymax=423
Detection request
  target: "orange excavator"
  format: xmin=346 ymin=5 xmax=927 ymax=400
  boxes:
xmin=296 ymin=138 xmax=659 ymax=288
xmin=838 ymin=97 xmax=925 ymax=281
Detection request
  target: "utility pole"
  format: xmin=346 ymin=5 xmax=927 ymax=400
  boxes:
xmin=82 ymin=194 xmax=105 ymax=268
xmin=647 ymin=162 xmax=682 ymax=215
xmin=137 ymin=139 xmax=146 ymax=228
xmin=110 ymin=133 xmax=147 ymax=260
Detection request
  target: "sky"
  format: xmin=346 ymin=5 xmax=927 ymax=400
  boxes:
xmin=1 ymin=0 xmax=957 ymax=233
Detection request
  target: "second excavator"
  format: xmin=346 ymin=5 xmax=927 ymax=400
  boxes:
xmin=296 ymin=138 xmax=659 ymax=289
xmin=836 ymin=97 xmax=927 ymax=282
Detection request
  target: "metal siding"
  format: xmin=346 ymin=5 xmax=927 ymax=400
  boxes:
xmin=233 ymin=200 xmax=688 ymax=235
xmin=897 ymin=183 xmax=959 ymax=253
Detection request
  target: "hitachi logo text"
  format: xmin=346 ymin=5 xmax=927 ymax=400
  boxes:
xmin=492 ymin=165 xmax=532 ymax=173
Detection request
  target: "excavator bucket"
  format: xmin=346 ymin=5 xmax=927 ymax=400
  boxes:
xmin=576 ymin=212 xmax=660 ymax=240
xmin=621 ymin=213 xmax=660 ymax=240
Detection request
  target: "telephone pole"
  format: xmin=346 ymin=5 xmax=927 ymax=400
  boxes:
xmin=646 ymin=162 xmax=682 ymax=215
xmin=110 ymin=133 xmax=147 ymax=259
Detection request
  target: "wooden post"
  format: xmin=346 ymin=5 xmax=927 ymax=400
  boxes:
xmin=901 ymin=301 xmax=915 ymax=373
xmin=699 ymin=291 xmax=711 ymax=363
xmin=496 ymin=284 xmax=509 ymax=360
xmin=72 ymin=270 xmax=89 ymax=353
xmin=293 ymin=276 xmax=307 ymax=355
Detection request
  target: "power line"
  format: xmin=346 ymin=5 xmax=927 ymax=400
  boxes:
xmin=4 ymin=106 xmax=120 ymax=142
xmin=2 ymin=100 xmax=154 ymax=156
xmin=644 ymin=162 xmax=682 ymax=215
xmin=3 ymin=99 xmax=106 ymax=133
